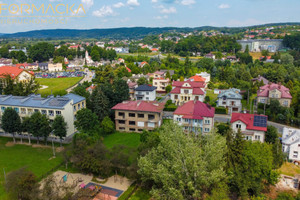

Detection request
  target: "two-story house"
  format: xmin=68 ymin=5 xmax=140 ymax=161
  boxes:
xmin=153 ymin=78 xmax=170 ymax=93
xmin=170 ymin=81 xmax=205 ymax=106
xmin=0 ymin=66 xmax=34 ymax=83
xmin=282 ymin=127 xmax=300 ymax=164
xmin=134 ymin=84 xmax=157 ymax=101
xmin=112 ymin=101 xmax=165 ymax=133
xmin=217 ymin=88 xmax=243 ymax=114
xmin=257 ymin=83 xmax=292 ymax=107
xmin=0 ymin=93 xmax=86 ymax=137
xmin=230 ymin=113 xmax=268 ymax=143
xmin=147 ymin=71 xmax=166 ymax=79
xmin=48 ymin=63 xmax=63 ymax=72
xmin=174 ymin=100 xmax=215 ymax=134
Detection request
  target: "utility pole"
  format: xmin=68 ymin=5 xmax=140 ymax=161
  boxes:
xmin=52 ymin=138 xmax=56 ymax=158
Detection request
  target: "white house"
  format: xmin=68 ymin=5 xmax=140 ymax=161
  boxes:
xmin=282 ymin=127 xmax=300 ymax=164
xmin=134 ymin=84 xmax=157 ymax=101
xmin=196 ymin=72 xmax=211 ymax=83
xmin=217 ymin=88 xmax=243 ymax=114
xmin=230 ymin=113 xmax=268 ymax=143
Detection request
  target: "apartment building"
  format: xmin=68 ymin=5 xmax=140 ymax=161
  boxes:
xmin=0 ymin=93 xmax=86 ymax=137
xmin=112 ymin=101 xmax=165 ymax=133
xmin=153 ymin=78 xmax=170 ymax=93
xmin=48 ymin=63 xmax=63 ymax=72
xmin=257 ymin=83 xmax=292 ymax=107
xmin=170 ymin=81 xmax=205 ymax=105
xmin=174 ymin=100 xmax=215 ymax=134
xmin=217 ymin=88 xmax=243 ymax=114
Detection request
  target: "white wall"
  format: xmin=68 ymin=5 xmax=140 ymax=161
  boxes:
xmin=135 ymin=90 xmax=156 ymax=101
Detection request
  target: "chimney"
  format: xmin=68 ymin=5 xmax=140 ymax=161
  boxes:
xmin=278 ymin=82 xmax=281 ymax=89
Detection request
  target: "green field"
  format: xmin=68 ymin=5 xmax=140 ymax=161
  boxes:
xmin=0 ymin=137 xmax=63 ymax=200
xmin=37 ymin=77 xmax=83 ymax=97
xmin=206 ymin=89 xmax=218 ymax=105
xmin=103 ymin=132 xmax=141 ymax=149
xmin=129 ymin=188 xmax=151 ymax=200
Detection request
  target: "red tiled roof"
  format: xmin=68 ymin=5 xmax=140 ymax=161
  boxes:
xmin=189 ymin=75 xmax=206 ymax=82
xmin=128 ymin=82 xmax=137 ymax=89
xmin=126 ymin=67 xmax=131 ymax=73
xmin=230 ymin=113 xmax=267 ymax=132
xmin=257 ymin=83 xmax=292 ymax=99
xmin=170 ymin=80 xmax=205 ymax=95
xmin=86 ymin=85 xmax=96 ymax=91
xmin=0 ymin=66 xmax=33 ymax=79
xmin=174 ymin=101 xmax=215 ymax=120
xmin=112 ymin=101 xmax=165 ymax=113
xmin=172 ymin=80 xmax=205 ymax=88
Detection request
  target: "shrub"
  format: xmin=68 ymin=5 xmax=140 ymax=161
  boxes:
xmin=215 ymin=107 xmax=227 ymax=114
xmin=164 ymin=105 xmax=178 ymax=112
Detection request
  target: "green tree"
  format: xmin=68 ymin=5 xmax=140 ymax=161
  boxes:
xmin=1 ymin=107 xmax=21 ymax=143
xmin=101 ymin=116 xmax=115 ymax=135
xmin=90 ymin=87 xmax=110 ymax=122
xmin=265 ymin=125 xmax=279 ymax=144
xmin=52 ymin=115 xmax=67 ymax=146
xmin=28 ymin=112 xmax=51 ymax=144
xmin=0 ymin=47 xmax=9 ymax=58
xmin=74 ymin=108 xmax=99 ymax=133
xmin=281 ymin=54 xmax=294 ymax=65
xmin=17 ymin=51 xmax=27 ymax=63
xmin=21 ymin=116 xmax=32 ymax=145
xmin=28 ymin=42 xmax=55 ymax=62
xmin=166 ymin=85 xmax=172 ymax=93
xmin=137 ymin=77 xmax=148 ymax=85
xmin=138 ymin=123 xmax=228 ymax=199
xmin=91 ymin=49 xmax=100 ymax=62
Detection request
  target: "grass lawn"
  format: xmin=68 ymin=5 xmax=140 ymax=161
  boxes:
xmin=103 ymin=132 xmax=141 ymax=149
xmin=241 ymin=93 xmax=257 ymax=112
xmin=37 ymin=77 xmax=83 ymax=97
xmin=206 ymin=89 xmax=218 ymax=105
xmin=277 ymin=162 xmax=300 ymax=177
xmin=129 ymin=188 xmax=151 ymax=200
xmin=0 ymin=137 xmax=63 ymax=200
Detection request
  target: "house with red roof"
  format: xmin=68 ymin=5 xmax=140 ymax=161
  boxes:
xmin=147 ymin=70 xmax=165 ymax=79
xmin=86 ymin=84 xmax=96 ymax=94
xmin=170 ymin=80 xmax=206 ymax=105
xmin=0 ymin=66 xmax=34 ymax=82
xmin=188 ymin=75 xmax=206 ymax=83
xmin=112 ymin=101 xmax=165 ymax=133
xmin=151 ymin=48 xmax=159 ymax=53
xmin=257 ymin=83 xmax=292 ymax=107
xmin=231 ymin=113 xmax=268 ymax=142
xmin=174 ymin=101 xmax=215 ymax=134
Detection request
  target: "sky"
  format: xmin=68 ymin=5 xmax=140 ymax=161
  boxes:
xmin=0 ymin=0 xmax=299 ymax=33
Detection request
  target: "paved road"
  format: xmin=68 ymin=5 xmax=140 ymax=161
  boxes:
xmin=66 ymin=68 xmax=94 ymax=93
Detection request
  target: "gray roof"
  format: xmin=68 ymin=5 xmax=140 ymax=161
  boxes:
xmin=135 ymin=84 xmax=157 ymax=91
xmin=0 ymin=94 xmax=85 ymax=110
xmin=218 ymin=88 xmax=242 ymax=100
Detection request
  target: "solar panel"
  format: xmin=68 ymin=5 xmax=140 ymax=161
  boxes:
xmin=253 ymin=115 xmax=267 ymax=127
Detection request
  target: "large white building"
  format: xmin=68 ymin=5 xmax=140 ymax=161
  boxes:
xmin=237 ymin=39 xmax=284 ymax=52
xmin=134 ymin=84 xmax=157 ymax=101
xmin=0 ymin=93 xmax=86 ymax=137
xmin=282 ymin=127 xmax=300 ymax=164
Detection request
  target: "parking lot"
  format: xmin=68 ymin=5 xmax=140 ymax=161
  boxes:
xmin=35 ymin=71 xmax=85 ymax=78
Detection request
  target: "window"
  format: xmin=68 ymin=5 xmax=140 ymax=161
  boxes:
xmin=184 ymin=118 xmax=189 ymax=123
xmin=272 ymin=94 xmax=275 ymax=98
xmin=73 ymin=106 xmax=76 ymax=111
xmin=177 ymin=118 xmax=181 ymax=122
xmin=184 ymin=90 xmax=189 ymax=94
xmin=175 ymin=95 xmax=178 ymax=100
xmin=236 ymin=124 xmax=241 ymax=129
xmin=78 ymin=104 xmax=81 ymax=109
xmin=119 ymin=127 xmax=125 ymax=130
xmin=137 ymin=122 xmax=145 ymax=127
xmin=148 ymin=114 xmax=155 ymax=120
xmin=1 ymin=107 xmax=5 ymax=112
xmin=293 ymin=151 xmax=298 ymax=158
xmin=146 ymin=92 xmax=149 ymax=95
xmin=14 ymin=108 xmax=19 ymax=113
xmin=129 ymin=113 xmax=136 ymax=117
xmin=260 ymin=99 xmax=265 ymax=103
xmin=146 ymin=97 xmax=149 ymax=100
xmin=138 ymin=129 xmax=143 ymax=132
xmin=129 ymin=121 xmax=136 ymax=126
xmin=41 ymin=110 xmax=47 ymax=115
xmin=255 ymin=135 xmax=261 ymax=140
xmin=48 ymin=110 xmax=54 ymax=116
xmin=138 ymin=114 xmax=144 ymax=118
xmin=204 ymin=120 xmax=210 ymax=125
xmin=119 ymin=120 xmax=125 ymax=124
xmin=56 ymin=111 xmax=61 ymax=115
xmin=245 ymin=136 xmax=252 ymax=140
xmin=118 ymin=112 xmax=125 ymax=118
xmin=204 ymin=128 xmax=210 ymax=132
xmin=34 ymin=109 xmax=39 ymax=113
xmin=283 ymin=101 xmax=288 ymax=106
xmin=82 ymin=102 xmax=85 ymax=107
xmin=129 ymin=128 xmax=136 ymax=132
xmin=148 ymin=122 xmax=155 ymax=128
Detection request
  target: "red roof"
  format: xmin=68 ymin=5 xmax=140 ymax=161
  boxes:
xmin=174 ymin=101 xmax=215 ymax=120
xmin=189 ymin=75 xmax=206 ymax=82
xmin=112 ymin=101 xmax=165 ymax=113
xmin=0 ymin=66 xmax=33 ymax=79
xmin=86 ymin=85 xmax=96 ymax=91
xmin=152 ymin=48 xmax=158 ymax=51
xmin=170 ymin=81 xmax=205 ymax=95
xmin=230 ymin=113 xmax=267 ymax=132
xmin=257 ymin=83 xmax=292 ymax=99
xmin=126 ymin=67 xmax=131 ymax=73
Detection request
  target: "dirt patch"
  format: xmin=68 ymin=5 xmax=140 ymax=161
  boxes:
xmin=32 ymin=144 xmax=51 ymax=149
xmin=5 ymin=141 xmax=32 ymax=147
xmin=56 ymin=147 xmax=65 ymax=153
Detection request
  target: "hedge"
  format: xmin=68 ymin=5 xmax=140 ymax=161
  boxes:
xmin=215 ymin=107 xmax=227 ymax=114
xmin=164 ymin=105 xmax=178 ymax=112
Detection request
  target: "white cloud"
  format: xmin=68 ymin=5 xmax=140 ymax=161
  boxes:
xmin=154 ymin=15 xmax=168 ymax=20
xmin=160 ymin=6 xmax=177 ymax=14
xmin=92 ymin=6 xmax=116 ymax=17
xmin=113 ymin=2 xmax=125 ymax=8
xmin=151 ymin=0 xmax=158 ymax=3
xmin=82 ymin=0 xmax=94 ymax=9
xmin=181 ymin=0 xmax=195 ymax=6
xmin=127 ymin=0 xmax=140 ymax=6
xmin=218 ymin=4 xmax=230 ymax=9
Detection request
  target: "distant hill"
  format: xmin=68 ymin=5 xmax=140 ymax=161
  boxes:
xmin=1 ymin=23 xmax=300 ymax=39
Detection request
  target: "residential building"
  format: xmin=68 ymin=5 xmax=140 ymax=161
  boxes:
xmin=237 ymin=39 xmax=284 ymax=52
xmin=128 ymin=82 xmax=138 ymax=100
xmin=230 ymin=113 xmax=268 ymax=143
xmin=86 ymin=84 xmax=96 ymax=94
xmin=204 ymin=53 xmax=215 ymax=59
xmin=257 ymin=83 xmax=292 ymax=107
xmin=251 ymin=75 xmax=269 ymax=85
xmin=0 ymin=93 xmax=86 ymax=137
xmin=282 ymin=127 xmax=300 ymax=163
xmin=148 ymin=71 xmax=166 ymax=79
xmin=170 ymin=81 xmax=205 ymax=105
xmin=134 ymin=84 xmax=157 ymax=101
xmin=160 ymin=70 xmax=174 ymax=77
xmin=0 ymin=66 xmax=34 ymax=83
xmin=153 ymin=78 xmax=170 ymax=93
xmin=48 ymin=63 xmax=63 ymax=72
xmin=174 ymin=100 xmax=215 ymax=134
xmin=196 ymin=72 xmax=211 ymax=83
xmin=38 ymin=63 xmax=48 ymax=71
xmin=217 ymin=88 xmax=243 ymax=114
xmin=112 ymin=101 xmax=165 ymax=133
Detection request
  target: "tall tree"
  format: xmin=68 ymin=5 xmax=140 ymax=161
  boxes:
xmin=74 ymin=108 xmax=99 ymax=133
xmin=90 ymin=87 xmax=110 ymax=122
xmin=28 ymin=112 xmax=51 ymax=144
xmin=28 ymin=42 xmax=55 ymax=62
xmin=52 ymin=115 xmax=67 ymax=146
xmin=1 ymin=107 xmax=21 ymax=143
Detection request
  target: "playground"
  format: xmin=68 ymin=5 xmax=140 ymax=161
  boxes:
xmin=43 ymin=170 xmax=133 ymax=199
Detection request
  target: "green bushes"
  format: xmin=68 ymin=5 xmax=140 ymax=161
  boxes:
xmin=164 ymin=100 xmax=177 ymax=111
xmin=215 ymin=107 xmax=227 ymax=114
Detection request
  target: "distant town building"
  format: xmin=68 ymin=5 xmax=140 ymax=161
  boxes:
xmin=230 ymin=113 xmax=268 ymax=143
xmin=257 ymin=83 xmax=292 ymax=107
xmin=128 ymin=82 xmax=138 ymax=100
xmin=86 ymin=84 xmax=96 ymax=94
xmin=48 ymin=63 xmax=63 ymax=72
xmin=134 ymin=84 xmax=157 ymax=101
xmin=217 ymin=88 xmax=243 ymax=114
xmin=153 ymin=78 xmax=170 ymax=93
xmin=251 ymin=75 xmax=269 ymax=85
xmin=112 ymin=101 xmax=165 ymax=133
xmin=237 ymin=39 xmax=284 ymax=52
xmin=174 ymin=100 xmax=215 ymax=134
xmin=38 ymin=63 xmax=48 ymax=71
